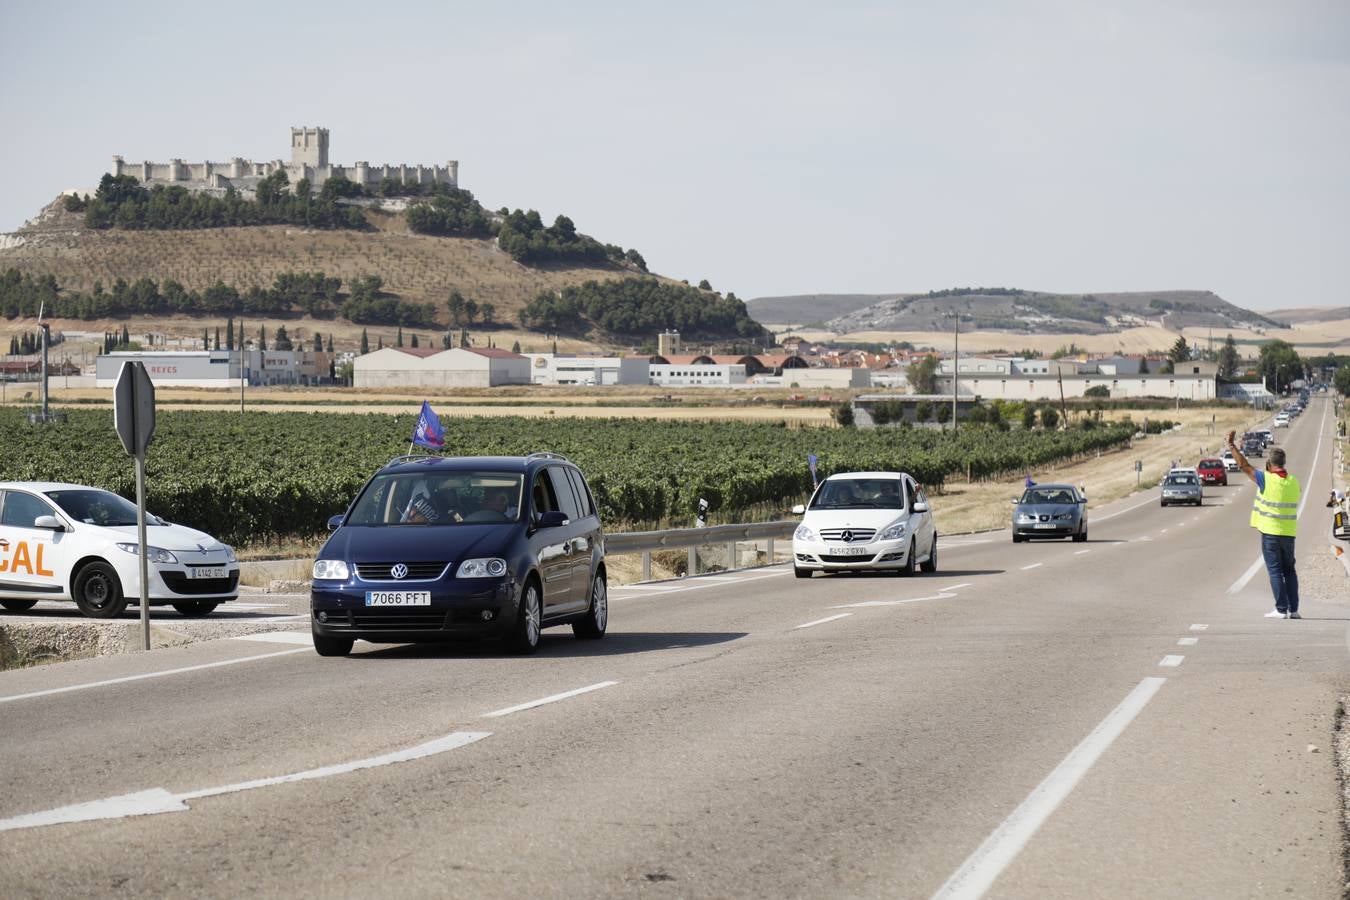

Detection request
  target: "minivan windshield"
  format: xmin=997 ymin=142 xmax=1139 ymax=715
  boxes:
xmin=809 ymin=478 xmax=904 ymax=510
xmin=348 ymin=472 xmax=524 ymax=526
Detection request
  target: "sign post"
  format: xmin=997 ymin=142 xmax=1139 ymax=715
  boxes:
xmin=1135 ymin=459 xmax=1143 ymax=486
xmin=113 ymin=362 xmax=156 ymax=651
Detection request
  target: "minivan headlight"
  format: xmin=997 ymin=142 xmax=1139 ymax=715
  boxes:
xmin=116 ymin=543 xmax=179 ymax=564
xmin=457 ymin=558 xmax=508 ymax=578
xmin=878 ymin=522 xmax=908 ymax=541
xmin=312 ymin=559 xmax=350 ymax=580
xmin=794 ymin=525 xmax=817 ymax=542
xmin=224 ymin=545 xmax=237 ymax=563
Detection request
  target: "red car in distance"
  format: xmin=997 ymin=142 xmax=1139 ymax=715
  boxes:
xmin=1197 ymin=458 xmax=1227 ymax=486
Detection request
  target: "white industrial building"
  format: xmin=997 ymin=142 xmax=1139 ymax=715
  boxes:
xmin=522 ymin=354 xmax=649 ymax=385
xmin=352 ymin=347 xmax=529 ymax=388
xmin=751 ymin=367 xmax=872 ymax=389
xmin=648 ymin=364 xmax=748 ymax=387
xmin=94 ymin=349 xmax=333 ymax=388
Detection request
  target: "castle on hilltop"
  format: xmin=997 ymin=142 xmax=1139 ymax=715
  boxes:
xmin=110 ymin=127 xmax=459 ymax=194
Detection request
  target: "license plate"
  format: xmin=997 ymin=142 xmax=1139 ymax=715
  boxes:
xmin=1034 ymin=523 xmax=1058 ymax=529
xmin=188 ymin=567 xmax=228 ymax=579
xmin=365 ymin=591 xmax=431 ymax=607
xmin=830 ymin=546 xmax=871 ymax=556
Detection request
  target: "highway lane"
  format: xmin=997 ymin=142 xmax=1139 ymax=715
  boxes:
xmin=1 ymin=399 xmax=1345 ymax=898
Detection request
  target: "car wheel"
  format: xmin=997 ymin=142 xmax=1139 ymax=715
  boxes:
xmin=1012 ymin=533 xmax=1024 ymax=543
xmin=172 ymin=601 xmax=218 ymax=617
xmin=0 ymin=599 xmax=38 ymax=612
xmin=572 ymin=571 xmax=607 ymax=639
xmin=1072 ymin=529 xmax=1087 ymax=543
xmin=794 ymin=566 xmax=813 ymax=578
xmin=508 ymin=579 xmax=542 ymax=654
xmin=312 ymin=631 xmax=353 ymax=657
xmin=901 ymin=539 xmax=917 ymax=576
xmin=73 ymin=562 xmax=128 ymax=619
xmin=920 ymin=534 xmax=938 ymax=573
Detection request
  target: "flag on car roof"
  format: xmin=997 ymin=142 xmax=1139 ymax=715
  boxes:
xmin=807 ymin=453 xmax=819 ymax=487
xmin=412 ymin=400 xmax=444 ymax=450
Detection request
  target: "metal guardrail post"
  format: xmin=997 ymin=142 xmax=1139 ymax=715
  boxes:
xmin=767 ymin=537 xmax=775 ymax=564
xmin=727 ymin=539 xmax=737 ymax=569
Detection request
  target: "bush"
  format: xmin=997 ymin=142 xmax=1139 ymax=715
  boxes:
xmin=1084 ymin=385 xmax=1110 ymax=398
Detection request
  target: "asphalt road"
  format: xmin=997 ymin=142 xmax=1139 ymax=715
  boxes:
xmin=1 ymin=398 xmax=1346 ymax=899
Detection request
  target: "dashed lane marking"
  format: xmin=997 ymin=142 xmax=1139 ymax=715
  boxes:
xmin=1177 ymin=638 xmax=1198 ymax=646
xmin=1020 ymin=563 xmax=1042 ymax=571
xmin=1190 ymin=624 xmax=1208 ymax=631
xmin=1074 ymin=549 xmax=1091 ymax=555
xmin=232 ymin=632 xmax=312 ymax=645
xmin=832 ymin=592 xmax=956 ymax=609
xmin=931 ymin=677 xmax=1167 ymax=900
xmin=795 ymin=613 xmax=852 ymax=629
xmin=1159 ymin=655 xmax=1185 ymax=667
xmin=482 ymin=681 xmax=618 ymax=718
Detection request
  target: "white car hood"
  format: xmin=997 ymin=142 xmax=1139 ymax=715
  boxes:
xmin=801 ymin=509 xmax=906 ymax=532
xmin=96 ymin=522 xmax=227 ymax=552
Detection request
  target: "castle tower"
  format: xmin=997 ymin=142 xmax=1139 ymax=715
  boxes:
xmin=291 ymin=126 xmax=329 ymax=168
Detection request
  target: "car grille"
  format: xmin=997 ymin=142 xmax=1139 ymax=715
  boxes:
xmin=354 ymin=562 xmax=449 ymax=581
xmin=320 ymin=609 xmax=451 ymax=630
xmin=817 ymin=528 xmax=877 ymax=543
xmin=818 ymin=553 xmax=879 ymax=563
xmin=161 ymin=572 xmax=239 ymax=595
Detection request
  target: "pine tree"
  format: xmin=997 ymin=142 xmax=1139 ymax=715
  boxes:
xmin=410 ymin=334 xmax=419 ymax=348
xmin=326 ymin=334 xmax=334 ymax=353
xmin=460 ymin=328 xmax=469 ymax=348
xmin=259 ymin=325 xmax=267 ymax=351
xmin=214 ymin=327 xmax=221 ymax=350
xmin=121 ymin=324 xmax=129 ymax=346
xmin=396 ymin=326 xmax=404 ymax=348
xmin=226 ymin=317 xmax=234 ymax=351
xmin=360 ymin=328 xmax=369 ymax=354
xmin=511 ymin=340 xmax=521 ymax=353
xmin=202 ymin=328 xmax=209 ymax=350
xmin=378 ymin=335 xmax=383 ymax=350
xmin=313 ymin=333 xmax=323 ymax=352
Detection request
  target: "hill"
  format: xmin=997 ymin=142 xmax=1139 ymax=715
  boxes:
xmin=752 ymin=287 xmax=1284 ymax=335
xmin=744 ymin=293 xmax=897 ymax=326
xmin=0 ymin=198 xmax=641 ymax=326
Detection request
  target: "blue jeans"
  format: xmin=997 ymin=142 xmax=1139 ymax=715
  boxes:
xmin=1260 ymin=533 xmax=1299 ymax=614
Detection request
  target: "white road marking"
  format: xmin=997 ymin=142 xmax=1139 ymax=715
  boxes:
xmin=794 ymin=613 xmax=852 ymax=629
xmin=833 ymin=592 xmax=955 ymax=609
xmin=0 ymin=648 xmax=311 ymax=706
xmin=1190 ymin=624 xmax=1208 ymax=631
xmin=1159 ymin=655 xmax=1185 ymax=667
xmin=1074 ymin=549 xmax=1091 ymax=555
xmin=931 ymin=677 xmax=1167 ymax=900
xmin=1177 ymin=638 xmax=1198 ymax=646
xmin=226 ymin=603 xmax=287 ymax=611
xmin=1020 ymin=563 xmax=1042 ymax=571
xmin=1227 ymin=556 xmax=1264 ymax=595
xmin=945 ymin=583 xmax=973 ymax=591
xmin=232 ymin=631 xmax=311 ymax=645
xmin=613 ymin=570 xmax=788 ymax=596
xmin=1135 ymin=536 xmax=1153 ymax=543
xmin=1160 ymin=528 xmax=1169 ymax=533
xmin=481 ymin=681 xmax=618 ymax=718
xmin=0 ymin=731 xmax=492 ymax=833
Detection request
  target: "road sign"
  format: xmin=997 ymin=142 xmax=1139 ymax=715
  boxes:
xmin=114 ymin=362 xmax=156 ymax=457
xmin=112 ymin=361 xmax=155 ymax=651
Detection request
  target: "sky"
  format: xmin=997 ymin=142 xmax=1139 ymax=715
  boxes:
xmin=1 ymin=0 xmax=1347 ymax=312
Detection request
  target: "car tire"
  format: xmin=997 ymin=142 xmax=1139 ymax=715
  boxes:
xmin=920 ymin=534 xmax=938 ymax=573
xmin=794 ymin=566 xmax=813 ymax=578
xmin=572 ymin=571 xmax=607 ymax=639
xmin=1012 ymin=533 xmax=1024 ymax=543
xmin=73 ymin=562 xmax=128 ymax=619
xmin=1073 ymin=529 xmax=1087 ymax=543
xmin=0 ymin=599 xmax=38 ymax=612
xmin=312 ymin=631 xmax=353 ymax=657
xmin=901 ymin=539 xmax=917 ymax=576
xmin=172 ymin=601 xmax=218 ymax=617
xmin=508 ymin=579 xmax=542 ymax=654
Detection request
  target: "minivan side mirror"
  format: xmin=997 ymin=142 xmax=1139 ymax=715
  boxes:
xmin=536 ymin=510 xmax=569 ymax=529
xmin=327 ymin=515 xmax=344 ymax=531
xmin=791 ymin=504 xmax=806 ymax=515
xmin=33 ymin=515 xmax=65 ymax=531
xmin=912 ymin=501 xmax=930 ymax=514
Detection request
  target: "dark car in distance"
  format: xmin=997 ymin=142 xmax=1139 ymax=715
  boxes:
xmin=310 ymin=453 xmax=607 ymax=656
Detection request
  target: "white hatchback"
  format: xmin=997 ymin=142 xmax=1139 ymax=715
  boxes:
xmin=0 ymin=482 xmax=239 ymax=619
xmin=791 ymin=471 xmax=937 ymax=577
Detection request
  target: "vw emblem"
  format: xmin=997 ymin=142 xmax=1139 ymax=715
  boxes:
xmin=390 ymin=563 xmax=408 ymax=580
xmin=841 ymin=530 xmax=854 ymax=543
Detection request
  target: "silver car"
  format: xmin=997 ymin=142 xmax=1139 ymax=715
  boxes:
xmin=1012 ymin=483 xmax=1088 ymax=543
xmin=1161 ymin=472 xmax=1203 ymax=507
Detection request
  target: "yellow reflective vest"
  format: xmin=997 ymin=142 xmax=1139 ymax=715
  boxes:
xmin=1251 ymin=470 xmax=1300 ymax=536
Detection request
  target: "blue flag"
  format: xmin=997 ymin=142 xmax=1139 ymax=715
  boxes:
xmin=412 ymin=400 xmax=445 ymax=450
xmin=807 ymin=453 xmax=819 ymax=487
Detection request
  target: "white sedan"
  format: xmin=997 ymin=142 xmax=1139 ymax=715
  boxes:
xmin=791 ymin=471 xmax=937 ymax=577
xmin=0 ymin=481 xmax=239 ymax=619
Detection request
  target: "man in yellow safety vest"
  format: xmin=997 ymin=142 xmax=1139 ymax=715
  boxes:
xmin=1227 ymin=429 xmax=1301 ymax=619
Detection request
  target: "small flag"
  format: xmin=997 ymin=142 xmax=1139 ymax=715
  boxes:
xmin=807 ymin=453 xmax=819 ymax=488
xmin=411 ymin=400 xmax=444 ymax=450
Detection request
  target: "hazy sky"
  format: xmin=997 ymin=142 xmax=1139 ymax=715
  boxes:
xmin=2 ymin=0 xmax=1347 ymax=311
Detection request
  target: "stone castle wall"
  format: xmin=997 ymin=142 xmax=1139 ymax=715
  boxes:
xmin=110 ymin=127 xmax=458 ymax=194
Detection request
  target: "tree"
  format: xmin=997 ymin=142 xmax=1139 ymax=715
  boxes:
xmin=908 ymin=355 xmax=939 ymax=394
xmin=202 ymin=328 xmax=209 ymax=350
xmin=214 ymin=326 xmax=220 ymax=350
xmin=914 ymin=400 xmax=933 ymax=422
xmin=313 ymin=332 xmax=323 ymax=352
xmin=480 ymin=302 xmax=495 ymax=325
xmin=121 ymin=324 xmax=130 ymax=346
xmin=1021 ymin=404 xmax=1037 ymax=429
xmin=698 ymin=279 xmax=712 ymax=291
xmin=410 ymin=333 xmax=419 ymax=348
xmin=258 ymin=325 xmax=267 ymax=351
xmin=1084 ymin=385 xmax=1110 ymax=398
xmin=935 ymin=403 xmax=952 ymax=427
xmin=447 ymin=291 xmax=466 ymax=326
xmin=1041 ymin=406 xmax=1060 ymax=429
xmin=464 ymin=299 xmax=478 ymax=324
xmin=511 ymin=340 xmax=521 ymax=353
xmin=1257 ymin=339 xmax=1302 ymax=392
xmin=396 ymin=326 xmax=404 ymax=348
xmin=1167 ymin=335 xmax=1191 ymax=365
xmin=833 ymin=403 xmax=855 ymax=428
xmin=1138 ymin=356 xmax=1149 ymax=374
xmin=273 ymin=325 xmax=293 ymax=351
xmin=326 ymin=334 xmax=334 ymax=353
xmin=1217 ymin=334 xmax=1240 ymax=379
xmin=1334 ymin=365 xmax=1350 ymax=397
xmin=360 ymin=328 xmax=369 ymax=355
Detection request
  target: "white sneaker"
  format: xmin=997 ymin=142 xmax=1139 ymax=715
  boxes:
xmin=1264 ymin=609 xmax=1288 ymax=618
xmin=1288 ymin=612 xmax=1302 ymax=619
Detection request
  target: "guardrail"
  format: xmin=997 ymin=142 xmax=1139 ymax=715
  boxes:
xmin=605 ymin=520 xmax=797 ymax=581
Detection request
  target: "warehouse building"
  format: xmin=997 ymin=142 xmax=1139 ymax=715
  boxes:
xmin=352 ymin=346 xmax=529 ymax=388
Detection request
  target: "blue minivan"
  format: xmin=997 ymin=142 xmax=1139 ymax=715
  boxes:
xmin=310 ymin=453 xmax=607 ymax=656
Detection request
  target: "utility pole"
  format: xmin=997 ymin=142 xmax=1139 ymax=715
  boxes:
xmin=946 ymin=310 xmax=960 ymax=433
xmin=239 ymin=315 xmax=245 ymax=413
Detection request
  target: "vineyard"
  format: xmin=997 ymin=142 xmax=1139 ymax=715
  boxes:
xmin=0 ymin=410 xmax=1135 ymax=546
